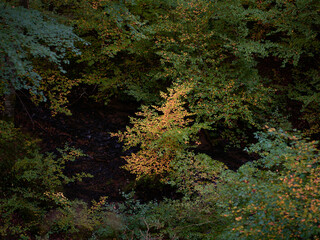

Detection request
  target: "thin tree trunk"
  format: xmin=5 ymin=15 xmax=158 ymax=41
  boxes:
xmin=3 ymin=87 xmax=16 ymax=122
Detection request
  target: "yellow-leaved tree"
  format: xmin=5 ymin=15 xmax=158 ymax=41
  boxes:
xmin=114 ymin=83 xmax=206 ymax=179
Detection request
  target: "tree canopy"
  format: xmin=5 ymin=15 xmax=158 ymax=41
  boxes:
xmin=0 ymin=0 xmax=320 ymax=239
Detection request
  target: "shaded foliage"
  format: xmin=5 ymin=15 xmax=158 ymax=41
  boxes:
xmin=0 ymin=0 xmax=320 ymax=239
xmin=0 ymin=2 xmax=84 ymax=98
xmin=0 ymin=120 xmax=91 ymax=238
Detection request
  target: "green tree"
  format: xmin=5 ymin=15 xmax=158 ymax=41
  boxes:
xmin=31 ymin=0 xmax=153 ymax=104
xmin=0 ymin=1 xmax=85 ymax=118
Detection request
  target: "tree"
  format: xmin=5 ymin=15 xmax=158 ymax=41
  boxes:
xmin=0 ymin=1 xmax=85 ymax=119
xmin=114 ymin=83 xmax=206 ymax=178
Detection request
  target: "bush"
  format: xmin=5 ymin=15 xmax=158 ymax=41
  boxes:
xmin=215 ymin=128 xmax=320 ymax=239
xmin=0 ymin=120 xmax=91 ymax=238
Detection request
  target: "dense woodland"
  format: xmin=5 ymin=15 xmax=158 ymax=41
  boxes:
xmin=1 ymin=0 xmax=320 ymax=239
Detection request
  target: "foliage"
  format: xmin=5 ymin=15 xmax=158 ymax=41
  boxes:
xmin=0 ymin=120 xmax=91 ymax=238
xmin=214 ymin=128 xmax=320 ymax=239
xmin=0 ymin=3 xmax=84 ymax=116
xmin=1 ymin=0 xmax=320 ymax=239
xmin=167 ymin=152 xmax=226 ymax=197
xmin=31 ymin=0 xmax=154 ymax=104
xmin=114 ymin=83 xmax=206 ymax=178
xmin=26 ymin=0 xmax=320 ymax=137
xmin=122 ymin=0 xmax=276 ymax=146
xmin=135 ymin=0 xmax=319 ymax=142
xmin=9 ymin=0 xmax=319 ymax=134
xmin=237 ymin=0 xmax=320 ymax=135
xmin=104 ymin=129 xmax=320 ymax=240
xmin=0 ymin=1 xmax=85 ymax=114
xmin=87 ymin=191 xmax=223 ymax=240
xmin=30 ymin=68 xmax=83 ymax=116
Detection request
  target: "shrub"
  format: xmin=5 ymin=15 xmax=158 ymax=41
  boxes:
xmin=215 ymin=128 xmax=320 ymax=239
xmin=0 ymin=120 xmax=91 ymax=238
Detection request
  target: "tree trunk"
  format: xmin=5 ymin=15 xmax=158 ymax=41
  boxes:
xmin=3 ymin=87 xmax=16 ymax=122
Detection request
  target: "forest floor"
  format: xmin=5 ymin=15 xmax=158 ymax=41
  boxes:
xmin=15 ymin=94 xmax=253 ymax=203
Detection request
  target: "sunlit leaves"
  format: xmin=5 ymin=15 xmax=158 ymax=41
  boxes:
xmin=114 ymin=83 xmax=204 ymax=178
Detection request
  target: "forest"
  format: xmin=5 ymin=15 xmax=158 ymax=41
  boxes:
xmin=0 ymin=0 xmax=320 ymax=239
